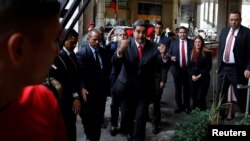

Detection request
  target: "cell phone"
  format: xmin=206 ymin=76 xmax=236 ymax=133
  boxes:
xmin=114 ymin=28 xmax=125 ymax=35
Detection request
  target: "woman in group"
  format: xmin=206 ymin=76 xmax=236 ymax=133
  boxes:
xmin=189 ymin=35 xmax=212 ymax=111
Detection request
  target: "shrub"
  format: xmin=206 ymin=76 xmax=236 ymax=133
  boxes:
xmin=171 ymin=108 xmax=210 ymax=141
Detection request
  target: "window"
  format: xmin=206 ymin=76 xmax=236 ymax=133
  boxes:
xmin=138 ymin=2 xmax=162 ymax=16
xmin=105 ymin=0 xmax=128 ymax=9
xmin=118 ymin=0 xmax=128 ymax=9
xmin=209 ymin=2 xmax=214 ymax=24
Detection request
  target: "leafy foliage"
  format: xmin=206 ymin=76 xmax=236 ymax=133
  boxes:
xmin=172 ymin=108 xmax=210 ymax=141
xmin=240 ymin=114 xmax=250 ymax=125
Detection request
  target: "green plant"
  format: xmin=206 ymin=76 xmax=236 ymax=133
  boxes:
xmin=240 ymin=114 xmax=250 ymax=125
xmin=209 ymin=96 xmax=227 ymax=125
xmin=209 ymin=77 xmax=227 ymax=125
xmin=171 ymin=89 xmax=228 ymax=141
xmin=172 ymin=108 xmax=210 ymax=141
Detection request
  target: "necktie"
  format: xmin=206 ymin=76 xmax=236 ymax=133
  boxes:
xmin=154 ymin=36 xmax=158 ymax=43
xmin=69 ymin=52 xmax=77 ymax=70
xmin=138 ymin=45 xmax=143 ymax=60
xmin=181 ymin=40 xmax=186 ymax=68
xmin=224 ymin=30 xmax=235 ymax=62
xmin=94 ymin=49 xmax=101 ymax=69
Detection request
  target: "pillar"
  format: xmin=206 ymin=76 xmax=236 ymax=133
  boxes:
xmin=95 ymin=0 xmax=105 ymax=27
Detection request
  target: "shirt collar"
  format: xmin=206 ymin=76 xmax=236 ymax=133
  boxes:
xmin=135 ymin=40 xmax=145 ymax=48
xmin=179 ymin=39 xmax=186 ymax=42
xmin=63 ymin=47 xmax=71 ymax=56
xmin=89 ymin=44 xmax=97 ymax=53
xmin=155 ymin=35 xmax=160 ymax=38
xmin=230 ymin=27 xmax=239 ymax=36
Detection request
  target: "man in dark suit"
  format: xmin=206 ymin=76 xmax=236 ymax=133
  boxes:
xmin=151 ymin=21 xmax=170 ymax=134
xmin=154 ymin=21 xmax=170 ymax=47
xmin=76 ymin=29 xmax=111 ymax=141
xmin=217 ymin=10 xmax=250 ymax=114
xmin=49 ymin=29 xmax=81 ymax=141
xmin=112 ymin=19 xmax=170 ymax=141
xmin=168 ymin=26 xmax=193 ymax=114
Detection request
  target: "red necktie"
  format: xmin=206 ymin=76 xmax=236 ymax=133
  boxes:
xmin=138 ymin=45 xmax=143 ymax=60
xmin=224 ymin=30 xmax=235 ymax=62
xmin=181 ymin=40 xmax=186 ymax=68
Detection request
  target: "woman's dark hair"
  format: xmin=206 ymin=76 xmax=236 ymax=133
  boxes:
xmin=191 ymin=35 xmax=212 ymax=63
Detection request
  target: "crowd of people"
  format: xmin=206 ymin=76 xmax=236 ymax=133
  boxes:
xmin=0 ymin=1 xmax=250 ymax=140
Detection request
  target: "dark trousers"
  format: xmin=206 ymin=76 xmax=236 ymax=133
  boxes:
xmin=120 ymin=97 xmax=148 ymax=141
xmin=191 ymin=74 xmax=210 ymax=110
xmin=81 ymin=93 xmax=106 ymax=141
xmin=61 ymin=104 xmax=77 ymax=141
xmin=110 ymin=91 xmax=122 ymax=127
xmin=152 ymin=77 xmax=164 ymax=125
xmin=173 ymin=71 xmax=191 ymax=110
xmin=217 ymin=63 xmax=248 ymax=113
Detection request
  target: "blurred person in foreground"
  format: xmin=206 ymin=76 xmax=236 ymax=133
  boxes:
xmin=0 ymin=0 xmax=68 ymax=141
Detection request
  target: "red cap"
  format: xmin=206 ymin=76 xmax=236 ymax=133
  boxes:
xmin=126 ymin=29 xmax=133 ymax=37
xmin=147 ymin=27 xmax=154 ymax=37
xmin=87 ymin=22 xmax=95 ymax=28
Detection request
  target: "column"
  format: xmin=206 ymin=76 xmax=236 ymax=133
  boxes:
xmin=95 ymin=0 xmax=105 ymax=27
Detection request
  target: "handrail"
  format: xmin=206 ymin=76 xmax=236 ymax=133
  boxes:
xmin=59 ymin=0 xmax=91 ymax=48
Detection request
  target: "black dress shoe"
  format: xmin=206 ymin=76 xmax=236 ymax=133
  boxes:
xmin=226 ymin=113 xmax=235 ymax=121
xmin=127 ymin=134 xmax=132 ymax=141
xmin=110 ymin=126 xmax=118 ymax=136
xmin=152 ymin=125 xmax=160 ymax=134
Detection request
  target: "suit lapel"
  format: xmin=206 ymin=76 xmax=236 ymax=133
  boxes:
xmin=60 ymin=49 xmax=72 ymax=68
xmin=86 ymin=45 xmax=96 ymax=63
xmin=131 ymin=39 xmax=139 ymax=58
xmin=176 ymin=40 xmax=180 ymax=60
xmin=139 ymin=40 xmax=151 ymax=66
xmin=233 ymin=26 xmax=242 ymax=49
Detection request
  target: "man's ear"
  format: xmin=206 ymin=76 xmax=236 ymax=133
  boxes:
xmin=7 ymin=33 xmax=25 ymax=65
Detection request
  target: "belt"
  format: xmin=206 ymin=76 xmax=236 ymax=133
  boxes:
xmin=223 ymin=62 xmax=236 ymax=67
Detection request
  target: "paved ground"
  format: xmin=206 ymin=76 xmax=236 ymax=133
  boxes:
xmin=76 ymin=71 xmax=189 ymax=141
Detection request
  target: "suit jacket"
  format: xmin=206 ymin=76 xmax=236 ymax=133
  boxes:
xmin=112 ymin=38 xmax=170 ymax=101
xmin=76 ymin=45 xmax=111 ymax=99
xmin=218 ymin=25 xmax=250 ymax=81
xmin=189 ymin=51 xmax=212 ymax=77
xmin=49 ymin=49 xmax=81 ymax=110
xmin=168 ymin=38 xmax=193 ymax=75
